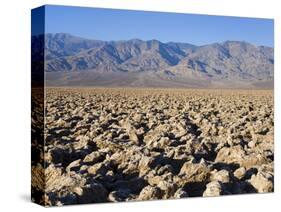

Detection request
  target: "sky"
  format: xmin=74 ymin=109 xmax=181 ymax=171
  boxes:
xmin=40 ymin=5 xmax=274 ymax=47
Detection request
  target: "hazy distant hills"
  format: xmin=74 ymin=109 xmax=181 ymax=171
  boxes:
xmin=32 ymin=33 xmax=274 ymax=88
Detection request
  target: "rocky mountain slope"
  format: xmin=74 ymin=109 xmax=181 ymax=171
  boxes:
xmin=32 ymin=33 xmax=274 ymax=88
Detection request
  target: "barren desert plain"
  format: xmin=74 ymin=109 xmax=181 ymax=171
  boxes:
xmin=31 ymin=87 xmax=274 ymax=205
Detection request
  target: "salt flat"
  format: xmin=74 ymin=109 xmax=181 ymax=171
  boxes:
xmin=32 ymin=88 xmax=274 ymax=205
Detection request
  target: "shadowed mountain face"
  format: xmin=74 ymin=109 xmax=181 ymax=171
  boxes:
xmin=32 ymin=33 xmax=274 ymax=88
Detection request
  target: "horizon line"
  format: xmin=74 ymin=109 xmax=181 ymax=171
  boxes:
xmin=33 ymin=32 xmax=274 ymax=48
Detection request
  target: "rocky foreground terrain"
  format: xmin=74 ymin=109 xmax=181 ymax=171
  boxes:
xmin=32 ymin=88 xmax=274 ymax=206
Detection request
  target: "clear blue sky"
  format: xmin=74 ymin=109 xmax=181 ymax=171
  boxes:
xmin=44 ymin=5 xmax=274 ymax=47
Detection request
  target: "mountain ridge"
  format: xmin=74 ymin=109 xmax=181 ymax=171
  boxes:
xmin=32 ymin=33 xmax=274 ymax=88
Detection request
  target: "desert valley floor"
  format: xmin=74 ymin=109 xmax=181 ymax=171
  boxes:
xmin=32 ymin=88 xmax=274 ymax=206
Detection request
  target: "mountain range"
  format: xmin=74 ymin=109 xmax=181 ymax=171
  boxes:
xmin=32 ymin=33 xmax=274 ymax=88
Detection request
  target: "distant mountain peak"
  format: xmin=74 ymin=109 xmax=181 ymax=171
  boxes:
xmin=31 ymin=33 xmax=274 ymax=88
